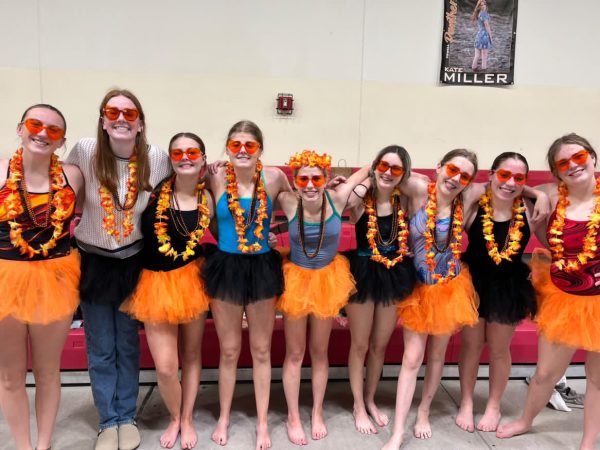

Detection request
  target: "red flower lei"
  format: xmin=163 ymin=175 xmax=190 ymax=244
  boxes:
xmin=99 ymin=150 xmax=138 ymax=241
xmin=4 ymin=148 xmax=70 ymax=258
xmin=423 ymin=182 xmax=463 ymax=284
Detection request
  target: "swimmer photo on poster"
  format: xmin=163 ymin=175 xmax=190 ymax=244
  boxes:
xmin=440 ymin=0 xmax=518 ymax=86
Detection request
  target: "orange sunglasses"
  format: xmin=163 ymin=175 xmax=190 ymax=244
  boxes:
xmin=295 ymin=175 xmax=326 ymax=188
xmin=376 ymin=160 xmax=405 ymax=177
xmin=445 ymin=163 xmax=473 ymax=186
xmin=22 ymin=118 xmax=65 ymax=141
xmin=170 ymin=147 xmax=203 ymax=161
xmin=103 ymin=106 xmax=139 ymax=122
xmin=226 ymin=140 xmax=261 ymax=155
xmin=555 ymin=150 xmax=589 ymax=173
xmin=494 ymin=169 xmax=527 ymax=185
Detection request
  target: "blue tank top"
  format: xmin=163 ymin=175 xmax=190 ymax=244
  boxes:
xmin=409 ymin=206 xmax=462 ymax=284
xmin=288 ymin=191 xmax=341 ymax=269
xmin=215 ymin=173 xmax=273 ymax=254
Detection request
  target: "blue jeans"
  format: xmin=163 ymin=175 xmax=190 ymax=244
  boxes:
xmin=81 ymin=301 xmax=140 ymax=430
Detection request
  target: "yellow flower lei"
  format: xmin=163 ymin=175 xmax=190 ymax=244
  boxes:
xmin=4 ymin=148 xmax=70 ymax=258
xmin=99 ymin=150 xmax=138 ymax=241
xmin=154 ymin=177 xmax=211 ymax=261
xmin=479 ymin=188 xmax=526 ymax=265
xmin=423 ymin=182 xmax=463 ymax=284
xmin=549 ymin=178 xmax=600 ymax=272
xmin=364 ymin=187 xmax=409 ymax=268
xmin=225 ymin=161 xmax=268 ymax=253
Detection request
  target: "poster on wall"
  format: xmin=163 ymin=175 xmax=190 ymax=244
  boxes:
xmin=440 ymin=0 xmax=518 ymax=86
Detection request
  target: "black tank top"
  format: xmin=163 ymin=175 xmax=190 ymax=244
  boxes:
xmin=355 ymin=211 xmax=398 ymax=255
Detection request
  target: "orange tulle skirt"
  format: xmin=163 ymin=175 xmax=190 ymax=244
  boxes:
xmin=531 ymin=248 xmax=600 ymax=352
xmin=121 ymin=259 xmax=209 ymax=324
xmin=0 ymin=252 xmax=80 ymax=324
xmin=397 ymin=265 xmax=479 ymax=335
xmin=278 ymin=254 xmax=355 ymax=319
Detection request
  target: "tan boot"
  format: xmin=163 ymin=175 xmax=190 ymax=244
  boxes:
xmin=95 ymin=426 xmax=118 ymax=450
xmin=118 ymin=423 xmax=141 ymax=450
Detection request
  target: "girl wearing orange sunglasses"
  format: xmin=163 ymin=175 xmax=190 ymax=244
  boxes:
xmin=200 ymin=120 xmax=292 ymax=450
xmin=65 ymin=89 xmax=172 ymax=450
xmin=120 ymin=132 xmax=212 ymax=449
xmin=275 ymin=150 xmax=369 ymax=445
xmin=497 ymin=134 xmax=600 ymax=450
xmin=0 ymin=104 xmax=83 ymax=450
xmin=457 ymin=152 xmax=540 ymax=435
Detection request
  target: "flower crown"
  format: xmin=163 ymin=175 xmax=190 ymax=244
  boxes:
xmin=286 ymin=150 xmax=332 ymax=171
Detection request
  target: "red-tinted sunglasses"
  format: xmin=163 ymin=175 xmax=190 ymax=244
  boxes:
xmin=555 ymin=150 xmax=589 ymax=173
xmin=295 ymin=175 xmax=326 ymax=188
xmin=169 ymin=147 xmax=203 ymax=161
xmin=494 ymin=169 xmax=527 ymax=186
xmin=376 ymin=160 xmax=405 ymax=177
xmin=226 ymin=140 xmax=261 ymax=155
xmin=445 ymin=163 xmax=473 ymax=186
xmin=103 ymin=106 xmax=139 ymax=122
xmin=22 ymin=118 xmax=65 ymax=141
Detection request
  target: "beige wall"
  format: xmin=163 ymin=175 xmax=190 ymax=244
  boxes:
xmin=1 ymin=0 xmax=599 ymax=169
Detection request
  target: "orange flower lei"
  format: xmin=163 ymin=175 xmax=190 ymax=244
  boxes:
xmin=423 ymin=182 xmax=463 ymax=284
xmin=549 ymin=178 xmax=600 ymax=272
xmin=286 ymin=150 xmax=332 ymax=171
xmin=154 ymin=177 xmax=211 ymax=261
xmin=225 ymin=161 xmax=268 ymax=253
xmin=4 ymin=148 xmax=70 ymax=258
xmin=364 ymin=187 xmax=409 ymax=268
xmin=479 ymin=188 xmax=526 ymax=265
xmin=99 ymin=150 xmax=138 ymax=241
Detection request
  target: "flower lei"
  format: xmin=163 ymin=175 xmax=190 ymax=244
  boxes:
xmin=4 ymin=148 xmax=71 ymax=258
xmin=479 ymin=188 xmax=526 ymax=265
xmin=423 ymin=182 xmax=463 ymax=284
xmin=154 ymin=177 xmax=210 ymax=261
xmin=99 ymin=150 xmax=138 ymax=241
xmin=286 ymin=150 xmax=331 ymax=171
xmin=364 ymin=187 xmax=409 ymax=268
xmin=549 ymin=178 xmax=600 ymax=272
xmin=225 ymin=161 xmax=268 ymax=253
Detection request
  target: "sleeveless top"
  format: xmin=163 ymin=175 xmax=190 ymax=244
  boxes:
xmin=548 ymin=210 xmax=600 ymax=296
xmin=410 ymin=206 xmax=462 ymax=284
xmin=139 ymin=179 xmax=205 ymax=272
xmin=0 ymin=169 xmax=76 ymax=261
xmin=355 ymin=211 xmax=398 ymax=257
xmin=463 ymin=204 xmax=531 ymax=273
xmin=288 ymin=191 xmax=341 ymax=269
xmin=215 ymin=172 xmax=273 ymax=254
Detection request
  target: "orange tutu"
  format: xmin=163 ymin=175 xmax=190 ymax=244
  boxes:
xmin=0 ymin=252 xmax=80 ymax=324
xmin=531 ymin=248 xmax=600 ymax=352
xmin=121 ymin=259 xmax=209 ymax=324
xmin=278 ymin=254 xmax=355 ymax=319
xmin=397 ymin=265 xmax=479 ymax=335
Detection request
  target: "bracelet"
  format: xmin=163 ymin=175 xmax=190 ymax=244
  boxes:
xmin=353 ymin=184 xmax=368 ymax=199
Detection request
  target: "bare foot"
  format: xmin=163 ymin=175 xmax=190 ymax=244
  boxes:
xmin=381 ymin=431 xmax=404 ymax=450
xmin=455 ymin=402 xmax=474 ymax=433
xmin=477 ymin=406 xmax=501 ymax=432
xmin=160 ymin=418 xmax=180 ymax=448
xmin=286 ymin=417 xmax=308 ymax=446
xmin=366 ymin=401 xmax=389 ymax=427
xmin=413 ymin=409 xmax=432 ymax=440
xmin=353 ymin=407 xmax=377 ymax=434
xmin=496 ymin=419 xmax=531 ymax=439
xmin=180 ymin=419 xmax=197 ymax=449
xmin=311 ymin=409 xmax=328 ymax=440
xmin=211 ymin=417 xmax=229 ymax=446
xmin=256 ymin=422 xmax=271 ymax=450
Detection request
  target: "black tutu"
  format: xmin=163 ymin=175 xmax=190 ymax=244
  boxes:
xmin=345 ymin=251 xmax=417 ymax=306
xmin=201 ymin=248 xmax=284 ymax=305
xmin=467 ymin=259 xmax=536 ymax=324
xmin=79 ymin=249 xmax=143 ymax=305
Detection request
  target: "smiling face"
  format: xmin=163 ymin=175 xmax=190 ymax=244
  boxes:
xmin=101 ymin=95 xmax=143 ymax=144
xmin=17 ymin=107 xmax=66 ymax=156
xmin=169 ymin=136 xmax=205 ymax=178
xmin=489 ymin=158 xmax=528 ymax=201
xmin=374 ymin=152 xmax=404 ymax=190
xmin=436 ymin=156 xmax=475 ymax=198
xmin=554 ymin=143 xmax=596 ymax=187
xmin=294 ymin=166 xmax=327 ymax=203
xmin=226 ymin=131 xmax=262 ymax=169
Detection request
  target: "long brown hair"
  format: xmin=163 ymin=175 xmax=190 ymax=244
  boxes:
xmin=94 ymin=89 xmax=152 ymax=197
xmin=471 ymin=0 xmax=486 ymax=22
